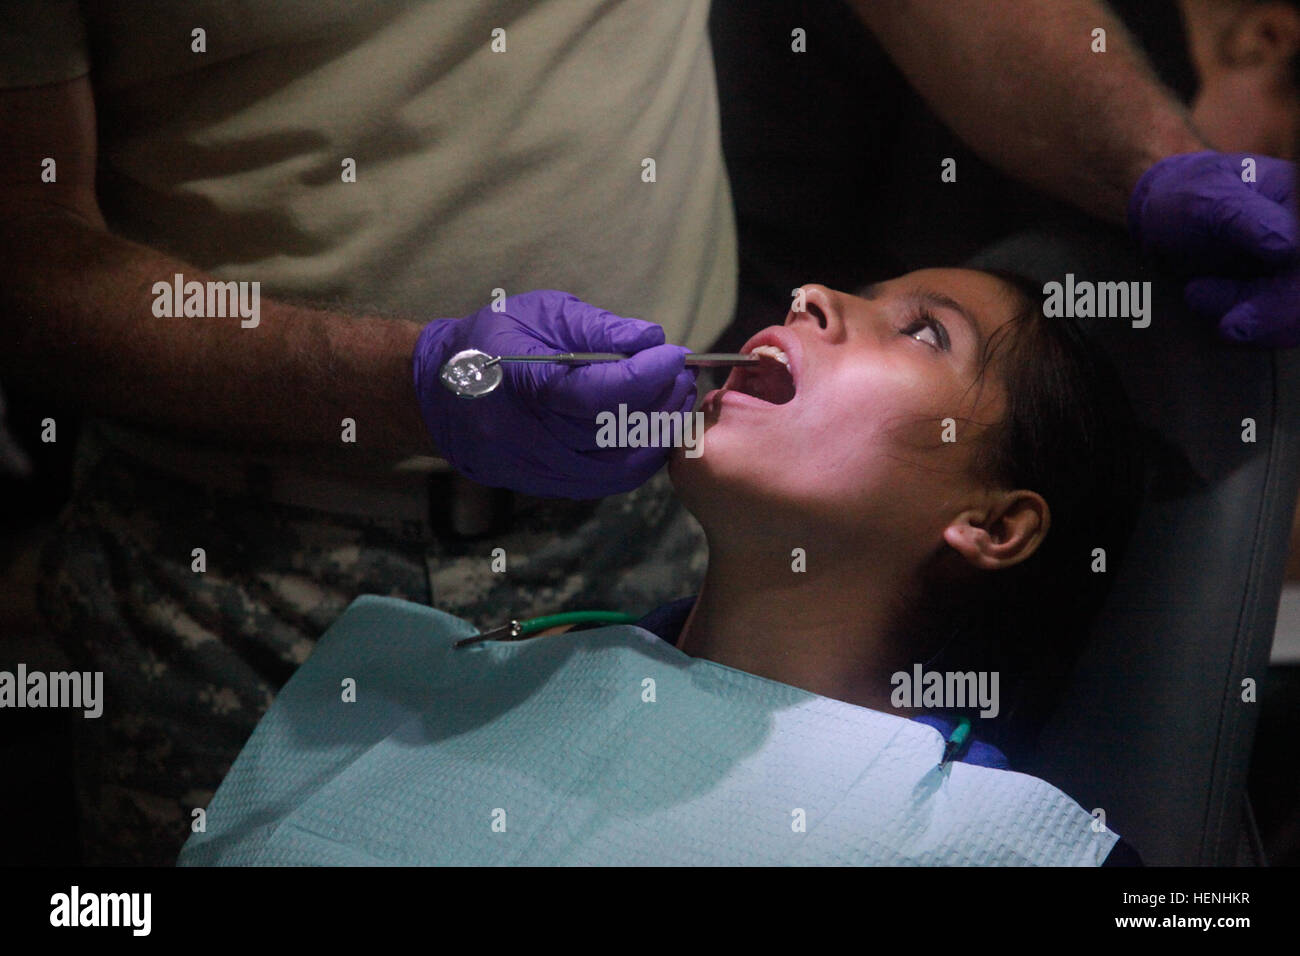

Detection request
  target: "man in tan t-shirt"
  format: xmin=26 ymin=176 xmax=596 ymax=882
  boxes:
xmin=2 ymin=1 xmax=735 ymax=864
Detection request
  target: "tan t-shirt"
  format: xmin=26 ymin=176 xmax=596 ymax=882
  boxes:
xmin=1 ymin=0 xmax=737 ymax=476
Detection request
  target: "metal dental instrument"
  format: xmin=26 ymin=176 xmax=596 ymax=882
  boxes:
xmin=439 ymin=349 xmax=763 ymax=398
xmin=452 ymin=611 xmax=642 ymax=649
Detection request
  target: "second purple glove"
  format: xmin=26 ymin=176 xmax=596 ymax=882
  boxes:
xmin=1128 ymin=150 xmax=1299 ymax=345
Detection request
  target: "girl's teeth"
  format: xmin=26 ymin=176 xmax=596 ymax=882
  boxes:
xmin=749 ymin=345 xmax=789 ymax=366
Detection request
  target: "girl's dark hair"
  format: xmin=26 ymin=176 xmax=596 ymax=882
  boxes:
xmin=899 ymin=269 xmax=1148 ymax=766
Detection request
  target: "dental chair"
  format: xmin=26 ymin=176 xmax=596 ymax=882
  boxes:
xmin=968 ymin=219 xmax=1300 ymax=866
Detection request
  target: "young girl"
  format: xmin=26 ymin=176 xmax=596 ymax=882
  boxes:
xmin=180 ymin=267 xmax=1148 ymax=866
xmin=666 ymin=268 xmax=1145 ymax=767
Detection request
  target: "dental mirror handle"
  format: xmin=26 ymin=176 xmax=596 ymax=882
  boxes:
xmin=488 ymin=353 xmax=761 ymax=368
xmin=440 ymin=349 xmax=765 ymax=399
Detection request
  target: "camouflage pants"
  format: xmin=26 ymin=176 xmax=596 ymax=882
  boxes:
xmin=35 ymin=432 xmax=706 ymax=865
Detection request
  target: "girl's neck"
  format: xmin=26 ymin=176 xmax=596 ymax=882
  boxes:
xmin=675 ymin=542 xmax=927 ymax=715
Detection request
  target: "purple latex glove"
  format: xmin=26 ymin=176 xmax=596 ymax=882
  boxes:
xmin=1128 ymin=150 xmax=1299 ymax=346
xmin=412 ymin=290 xmax=697 ymax=499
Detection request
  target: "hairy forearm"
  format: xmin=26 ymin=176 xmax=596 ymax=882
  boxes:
xmin=0 ymin=206 xmax=434 ymax=464
xmin=852 ymin=0 xmax=1207 ymax=223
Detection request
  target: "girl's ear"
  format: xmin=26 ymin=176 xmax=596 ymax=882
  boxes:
xmin=942 ymin=492 xmax=1050 ymax=571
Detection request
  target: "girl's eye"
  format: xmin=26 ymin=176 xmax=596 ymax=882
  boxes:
xmin=899 ymin=311 xmax=950 ymax=352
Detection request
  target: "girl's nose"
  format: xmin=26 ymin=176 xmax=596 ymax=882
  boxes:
xmin=789 ymin=284 xmax=841 ymax=337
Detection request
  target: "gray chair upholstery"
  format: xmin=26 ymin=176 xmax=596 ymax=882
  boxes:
xmin=969 ymin=222 xmax=1300 ymax=865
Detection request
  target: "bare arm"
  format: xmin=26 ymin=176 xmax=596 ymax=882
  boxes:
xmin=849 ymin=0 xmax=1208 ymax=223
xmin=0 ymin=77 xmax=434 ymax=467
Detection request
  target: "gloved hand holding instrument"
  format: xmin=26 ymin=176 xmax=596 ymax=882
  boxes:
xmin=411 ymin=289 xmax=703 ymax=500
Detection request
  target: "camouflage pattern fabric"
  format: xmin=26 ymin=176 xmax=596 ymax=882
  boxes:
xmin=35 ymin=427 xmax=706 ymax=864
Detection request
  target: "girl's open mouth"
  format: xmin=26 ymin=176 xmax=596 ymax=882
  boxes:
xmin=725 ymin=345 xmax=797 ymax=404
